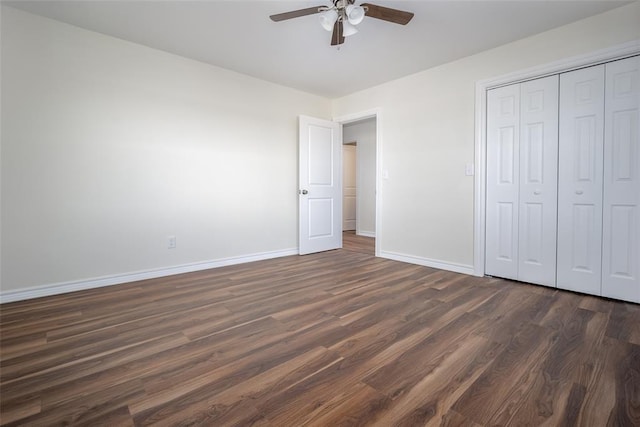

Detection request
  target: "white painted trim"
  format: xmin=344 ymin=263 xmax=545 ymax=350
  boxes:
xmin=474 ymin=78 xmax=488 ymax=278
xmin=380 ymin=250 xmax=475 ymax=276
xmin=474 ymin=40 xmax=640 ymax=277
xmin=374 ymin=111 xmax=382 ymax=258
xmin=0 ymin=248 xmax=298 ymax=304
xmin=334 ymin=108 xmax=382 ymax=257
xmin=356 ymin=230 xmax=376 ymax=238
xmin=334 ymin=109 xmax=378 ymax=124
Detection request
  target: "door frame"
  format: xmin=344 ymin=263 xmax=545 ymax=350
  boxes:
xmin=473 ymin=40 xmax=640 ymax=277
xmin=342 ymin=143 xmax=357 ymax=232
xmin=334 ymin=108 xmax=382 ymax=257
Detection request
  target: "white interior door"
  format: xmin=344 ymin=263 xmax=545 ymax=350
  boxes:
xmin=299 ymin=115 xmax=342 ymax=255
xmin=343 ymin=144 xmax=357 ymax=231
xmin=518 ymin=75 xmax=559 ymax=286
xmin=602 ymin=55 xmax=640 ymax=303
xmin=486 ymin=84 xmax=520 ymax=280
xmin=557 ymin=64 xmax=605 ymax=296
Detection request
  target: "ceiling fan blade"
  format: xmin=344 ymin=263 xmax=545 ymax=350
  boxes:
xmin=270 ymin=6 xmax=325 ymax=22
xmin=361 ymin=3 xmax=414 ymax=25
xmin=331 ymin=20 xmax=345 ymax=46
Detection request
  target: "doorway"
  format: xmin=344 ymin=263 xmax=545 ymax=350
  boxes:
xmin=341 ymin=116 xmax=377 ymax=254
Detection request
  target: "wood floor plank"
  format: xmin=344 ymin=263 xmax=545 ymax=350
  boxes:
xmin=451 ymin=322 xmax=556 ymax=424
xmin=0 ymin=397 xmax=41 ymax=426
xmin=490 ymin=308 xmax=595 ymax=425
xmin=363 ymin=312 xmax=490 ymax=400
xmin=342 ymin=230 xmax=375 ymax=256
xmin=439 ymin=409 xmax=483 ymax=427
xmin=0 ymin=333 xmax=190 ymax=405
xmin=572 ymin=337 xmax=630 ymax=426
xmin=607 ymin=340 xmax=640 ymax=426
xmin=606 ymin=302 xmax=640 ymax=346
xmin=372 ymin=334 xmax=502 ymax=426
xmin=473 ymin=291 xmax=555 ymax=345
xmin=1 ymin=232 xmax=638 ymax=425
xmin=301 ymin=382 xmax=391 ymax=426
xmin=559 ymin=382 xmax=588 ymax=426
xmin=132 ymin=347 xmax=339 ymax=426
xmin=3 ymin=379 xmax=144 ymax=427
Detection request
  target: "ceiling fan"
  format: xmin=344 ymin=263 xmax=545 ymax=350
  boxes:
xmin=270 ymin=0 xmax=414 ymax=46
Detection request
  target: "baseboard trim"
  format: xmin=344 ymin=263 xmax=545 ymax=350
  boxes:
xmin=356 ymin=230 xmax=376 ymax=238
xmin=0 ymin=248 xmax=298 ymax=304
xmin=380 ymin=251 xmax=475 ymax=276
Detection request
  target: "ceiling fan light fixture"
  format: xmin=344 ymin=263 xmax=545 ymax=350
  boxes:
xmin=345 ymin=5 xmax=365 ymax=25
xmin=270 ymin=2 xmax=414 ymax=46
xmin=319 ymin=9 xmax=338 ymax=31
xmin=342 ymin=19 xmax=358 ymax=37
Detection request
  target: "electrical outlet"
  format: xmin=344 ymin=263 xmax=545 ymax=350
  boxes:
xmin=168 ymin=236 xmax=176 ymax=249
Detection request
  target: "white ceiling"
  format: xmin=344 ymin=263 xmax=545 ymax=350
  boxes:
xmin=4 ymin=0 xmax=632 ymax=98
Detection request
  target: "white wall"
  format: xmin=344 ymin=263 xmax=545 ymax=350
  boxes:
xmin=332 ymin=2 xmax=640 ymax=272
xmin=343 ymin=119 xmax=376 ymax=237
xmin=0 ymin=7 xmax=331 ymax=296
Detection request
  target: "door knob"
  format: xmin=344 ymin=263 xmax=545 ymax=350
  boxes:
xmin=575 ymin=190 xmax=584 ymax=195
xmin=300 ymin=189 xmax=308 ymax=195
xmin=534 ymin=190 xmax=541 ymax=195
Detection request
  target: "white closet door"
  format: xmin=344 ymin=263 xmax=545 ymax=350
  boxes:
xmin=518 ymin=76 xmax=559 ymax=286
xmin=486 ymin=84 xmax=520 ymax=280
xmin=557 ymin=65 xmax=605 ymax=296
xmin=602 ymin=55 xmax=640 ymax=303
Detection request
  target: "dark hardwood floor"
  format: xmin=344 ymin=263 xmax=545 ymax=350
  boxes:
xmin=342 ymin=231 xmax=375 ymax=256
xmin=1 ymin=233 xmax=639 ymax=426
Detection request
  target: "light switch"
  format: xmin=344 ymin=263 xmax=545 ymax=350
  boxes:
xmin=465 ymin=163 xmax=474 ymax=176
xmin=382 ymin=170 xmax=389 ymax=180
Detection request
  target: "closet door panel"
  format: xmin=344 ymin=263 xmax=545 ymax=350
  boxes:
xmin=602 ymin=56 xmax=640 ymax=303
xmin=486 ymin=84 xmax=520 ymax=280
xmin=518 ymin=75 xmax=559 ymax=286
xmin=557 ymin=65 xmax=605 ymax=296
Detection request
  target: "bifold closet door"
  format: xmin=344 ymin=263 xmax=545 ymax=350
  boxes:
xmin=486 ymin=76 xmax=559 ymax=285
xmin=518 ymin=76 xmax=559 ymax=286
xmin=486 ymin=84 xmax=520 ymax=280
xmin=557 ymin=65 xmax=605 ymax=296
xmin=602 ymin=55 xmax=640 ymax=303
